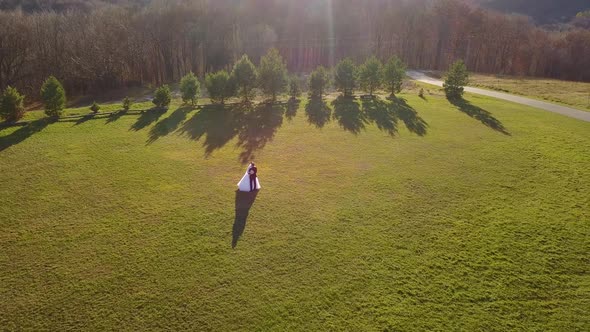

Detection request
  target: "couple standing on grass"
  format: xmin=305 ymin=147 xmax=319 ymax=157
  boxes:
xmin=237 ymin=162 xmax=261 ymax=192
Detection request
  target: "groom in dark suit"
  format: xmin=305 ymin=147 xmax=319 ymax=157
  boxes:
xmin=249 ymin=162 xmax=258 ymax=192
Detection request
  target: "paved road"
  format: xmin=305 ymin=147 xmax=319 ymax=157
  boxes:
xmin=407 ymin=70 xmax=590 ymax=123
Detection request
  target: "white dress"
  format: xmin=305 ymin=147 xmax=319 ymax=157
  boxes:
xmin=237 ymin=164 xmax=261 ymax=192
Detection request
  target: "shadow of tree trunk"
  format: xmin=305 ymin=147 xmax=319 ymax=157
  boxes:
xmin=105 ymin=110 xmax=127 ymax=124
xmin=74 ymin=114 xmax=97 ymax=126
xmin=129 ymin=107 xmax=167 ymax=131
xmin=177 ymin=102 xmax=285 ymax=163
xmin=362 ymin=98 xmax=399 ymax=136
xmin=177 ymin=105 xmax=240 ymax=156
xmin=360 ymin=97 xmax=428 ymax=137
xmin=305 ymin=97 xmax=332 ymax=128
xmin=449 ymin=97 xmax=510 ymax=135
xmin=0 ymin=118 xmax=52 ymax=152
xmin=331 ymin=96 xmax=366 ymax=134
xmin=237 ymin=102 xmax=285 ymax=163
xmin=147 ymin=106 xmax=194 ymax=144
xmin=390 ymin=97 xmax=428 ymax=136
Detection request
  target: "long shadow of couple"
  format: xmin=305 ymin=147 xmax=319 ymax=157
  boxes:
xmin=178 ymin=103 xmax=285 ymax=163
xmin=232 ymin=190 xmax=259 ymax=248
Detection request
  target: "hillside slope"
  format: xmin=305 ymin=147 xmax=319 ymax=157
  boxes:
xmin=479 ymin=0 xmax=589 ymax=24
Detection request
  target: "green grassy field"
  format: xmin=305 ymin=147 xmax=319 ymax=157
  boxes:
xmin=1 ymin=92 xmax=589 ymax=331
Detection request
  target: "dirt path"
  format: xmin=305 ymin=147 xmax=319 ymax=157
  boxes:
xmin=407 ymin=71 xmax=590 ymax=123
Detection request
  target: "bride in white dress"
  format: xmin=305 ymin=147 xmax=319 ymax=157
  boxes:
xmin=237 ymin=162 xmax=261 ymax=192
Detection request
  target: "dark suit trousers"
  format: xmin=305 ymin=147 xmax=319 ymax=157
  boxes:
xmin=249 ymin=175 xmax=257 ymax=191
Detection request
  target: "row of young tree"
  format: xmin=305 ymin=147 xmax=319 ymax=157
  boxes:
xmin=0 ymin=48 xmax=412 ymax=122
xmin=153 ymin=48 xmax=303 ymax=107
xmin=0 ymin=76 xmax=67 ymax=122
xmin=1 ymin=53 xmax=475 ymax=127
xmin=198 ymin=49 xmax=409 ymax=103
xmin=0 ymin=0 xmax=589 ymax=100
xmin=307 ymin=56 xmax=408 ymax=99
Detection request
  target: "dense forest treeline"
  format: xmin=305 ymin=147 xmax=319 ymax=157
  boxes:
xmin=1 ymin=0 xmax=590 ymax=99
xmin=3 ymin=0 xmax=588 ymax=25
xmin=0 ymin=0 xmax=149 ymax=12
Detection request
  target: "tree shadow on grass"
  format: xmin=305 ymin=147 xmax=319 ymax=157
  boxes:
xmin=0 ymin=118 xmax=52 ymax=152
xmin=237 ymin=102 xmax=285 ymax=163
xmin=362 ymin=98 xmax=399 ymax=136
xmin=390 ymin=97 xmax=428 ymax=136
xmin=331 ymin=96 xmax=366 ymax=134
xmin=105 ymin=110 xmax=127 ymax=124
xmin=178 ymin=104 xmax=241 ymax=157
xmin=179 ymin=102 xmax=284 ymax=162
xmin=74 ymin=114 xmax=96 ymax=126
xmin=449 ymin=98 xmax=510 ymax=135
xmin=147 ymin=106 xmax=194 ymax=144
xmin=129 ymin=107 xmax=167 ymax=131
xmin=232 ymin=190 xmax=258 ymax=248
xmin=305 ymin=97 xmax=332 ymax=128
xmin=286 ymin=99 xmax=300 ymax=121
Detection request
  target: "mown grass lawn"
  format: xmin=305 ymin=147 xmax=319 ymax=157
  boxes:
xmin=467 ymin=74 xmax=590 ymax=111
xmin=421 ymin=71 xmax=590 ymax=111
xmin=0 ymin=91 xmax=588 ymax=331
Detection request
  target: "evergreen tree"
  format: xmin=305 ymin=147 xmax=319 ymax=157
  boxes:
xmin=258 ymin=48 xmax=288 ymax=101
xmin=231 ymin=54 xmax=258 ymax=102
xmin=309 ymin=66 xmax=329 ymax=99
xmin=205 ymin=70 xmax=236 ymax=104
xmin=152 ymin=85 xmax=171 ymax=108
xmin=334 ymin=58 xmax=358 ymax=97
xmin=0 ymin=86 xmax=25 ymax=122
xmin=180 ymin=72 xmax=200 ymax=106
xmin=41 ymin=76 xmax=66 ymax=117
xmin=90 ymin=101 xmax=100 ymax=113
xmin=122 ymin=97 xmax=132 ymax=111
xmin=383 ymin=56 xmax=406 ymax=98
xmin=289 ymin=76 xmax=302 ymax=100
xmin=359 ymin=56 xmax=383 ymax=96
xmin=443 ymin=60 xmax=469 ymax=99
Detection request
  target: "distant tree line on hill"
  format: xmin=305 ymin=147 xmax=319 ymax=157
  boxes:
xmin=572 ymin=10 xmax=590 ymax=29
xmin=477 ymin=0 xmax=589 ymax=25
xmin=0 ymin=0 xmax=149 ymax=12
xmin=0 ymin=0 xmax=589 ymax=100
xmin=3 ymin=0 xmax=587 ymax=26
